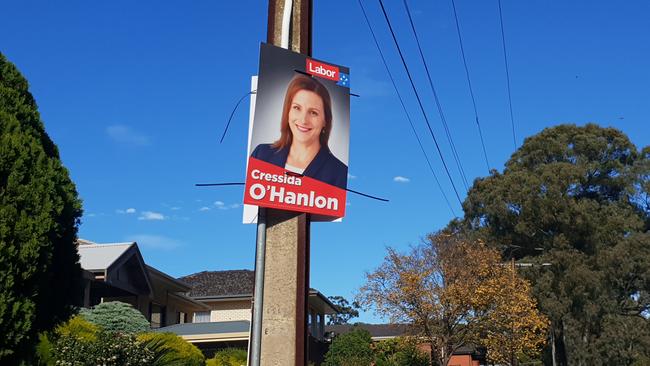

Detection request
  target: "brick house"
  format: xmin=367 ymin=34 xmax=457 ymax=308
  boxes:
xmin=77 ymin=240 xmax=337 ymax=362
xmin=77 ymin=240 xmax=209 ymax=327
xmin=162 ymin=270 xmax=337 ymax=362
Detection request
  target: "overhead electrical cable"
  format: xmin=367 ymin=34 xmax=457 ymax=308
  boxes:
xmin=448 ymin=0 xmax=491 ymax=172
xmin=376 ymin=0 xmax=464 ymax=206
xmin=402 ymin=0 xmax=469 ymax=191
xmin=497 ymin=0 xmax=517 ymax=149
xmin=357 ymin=0 xmax=457 ymax=216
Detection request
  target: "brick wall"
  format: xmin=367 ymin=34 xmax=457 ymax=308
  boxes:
xmin=205 ymin=300 xmax=252 ymax=322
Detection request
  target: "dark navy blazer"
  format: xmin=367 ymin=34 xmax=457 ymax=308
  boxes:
xmin=251 ymin=144 xmax=348 ymax=189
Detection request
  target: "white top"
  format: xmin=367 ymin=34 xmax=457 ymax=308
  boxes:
xmin=284 ymin=163 xmax=305 ymax=175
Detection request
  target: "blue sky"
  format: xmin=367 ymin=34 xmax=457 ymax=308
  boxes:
xmin=1 ymin=0 xmax=648 ymax=323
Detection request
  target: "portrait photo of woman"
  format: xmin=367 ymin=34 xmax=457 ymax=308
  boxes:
xmin=251 ymin=74 xmax=348 ymax=189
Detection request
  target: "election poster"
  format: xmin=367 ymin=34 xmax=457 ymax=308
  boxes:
xmin=243 ymin=43 xmax=350 ymax=219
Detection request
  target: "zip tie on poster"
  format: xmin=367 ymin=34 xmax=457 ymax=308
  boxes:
xmin=195 ymin=180 xmax=388 ymax=202
xmin=220 ymin=90 xmax=257 ymax=144
xmin=293 ymin=69 xmax=360 ymax=97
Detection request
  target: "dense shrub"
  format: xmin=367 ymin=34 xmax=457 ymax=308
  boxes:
xmin=55 ymin=315 xmax=99 ymax=342
xmin=38 ymin=316 xmax=202 ymax=366
xmin=323 ymin=328 xmax=374 ymax=366
xmin=373 ymin=338 xmax=430 ymax=366
xmin=36 ymin=315 xmax=98 ymax=365
xmin=80 ymin=301 xmax=150 ymax=333
xmin=138 ymin=332 xmax=205 ymax=366
xmin=206 ymin=348 xmax=247 ymax=366
xmin=53 ymin=331 xmax=154 ymax=366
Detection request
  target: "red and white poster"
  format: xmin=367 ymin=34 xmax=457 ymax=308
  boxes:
xmin=243 ymin=43 xmax=350 ymax=220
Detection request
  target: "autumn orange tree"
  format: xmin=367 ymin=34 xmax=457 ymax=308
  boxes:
xmin=357 ymin=231 xmax=548 ymax=366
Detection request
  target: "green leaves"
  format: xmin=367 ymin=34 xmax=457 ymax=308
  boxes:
xmin=323 ymin=328 xmax=375 ymax=366
xmin=52 ymin=331 xmax=155 ymax=366
xmin=462 ymin=123 xmax=650 ymax=364
xmin=0 ymin=53 xmax=83 ymax=364
xmin=138 ymin=332 xmax=205 ymax=366
xmin=327 ymin=295 xmax=360 ymax=325
xmin=206 ymin=348 xmax=247 ymax=366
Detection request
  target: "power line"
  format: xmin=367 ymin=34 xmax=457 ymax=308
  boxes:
xmin=376 ymin=0 xmax=464 ymax=206
xmin=448 ymin=0 xmax=491 ymax=172
xmin=401 ymin=0 xmax=469 ymax=191
xmin=357 ymin=0 xmax=458 ymax=216
xmin=497 ymin=0 xmax=517 ymax=149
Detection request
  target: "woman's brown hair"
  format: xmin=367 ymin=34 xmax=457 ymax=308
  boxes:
xmin=272 ymin=74 xmax=333 ymax=150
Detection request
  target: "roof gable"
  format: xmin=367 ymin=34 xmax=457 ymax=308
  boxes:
xmin=78 ymin=242 xmax=134 ymax=271
xmin=78 ymin=240 xmax=152 ymax=296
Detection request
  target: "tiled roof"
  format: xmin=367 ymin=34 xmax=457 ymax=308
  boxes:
xmin=179 ymin=270 xmax=255 ymax=298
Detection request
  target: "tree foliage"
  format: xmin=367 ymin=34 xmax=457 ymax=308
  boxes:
xmin=323 ymin=328 xmax=375 ymax=366
xmin=0 ymin=53 xmax=83 ymax=364
xmin=462 ymin=124 xmax=650 ymax=365
xmin=327 ymin=295 xmax=360 ymax=325
xmin=372 ymin=337 xmax=430 ymax=366
xmin=358 ymin=232 xmax=548 ymax=366
xmin=80 ymin=301 xmax=150 ymax=334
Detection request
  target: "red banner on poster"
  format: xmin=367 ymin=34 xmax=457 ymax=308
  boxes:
xmin=244 ymin=158 xmax=346 ymax=218
xmin=306 ymin=58 xmax=340 ymax=82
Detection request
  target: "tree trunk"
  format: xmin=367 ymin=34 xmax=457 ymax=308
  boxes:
xmin=551 ymin=320 xmax=568 ymax=366
xmin=551 ymin=329 xmax=556 ymax=366
xmin=439 ymin=344 xmax=452 ymax=366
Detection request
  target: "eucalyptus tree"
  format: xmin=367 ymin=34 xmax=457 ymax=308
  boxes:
xmin=463 ymin=124 xmax=650 ymax=365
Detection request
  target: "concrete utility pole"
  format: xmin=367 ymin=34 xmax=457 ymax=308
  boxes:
xmin=249 ymin=2 xmax=313 ymax=366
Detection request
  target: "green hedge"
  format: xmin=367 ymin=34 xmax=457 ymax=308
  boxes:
xmin=53 ymin=331 xmax=154 ymax=366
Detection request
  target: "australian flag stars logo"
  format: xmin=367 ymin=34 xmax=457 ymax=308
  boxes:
xmin=337 ymin=72 xmax=350 ymax=88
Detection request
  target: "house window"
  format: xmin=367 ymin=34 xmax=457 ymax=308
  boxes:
xmin=178 ymin=312 xmax=186 ymax=324
xmin=194 ymin=311 xmax=211 ymax=323
xmin=150 ymin=303 xmax=166 ymax=328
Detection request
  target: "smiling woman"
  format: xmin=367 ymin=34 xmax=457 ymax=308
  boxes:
xmin=251 ymin=74 xmax=347 ymax=189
